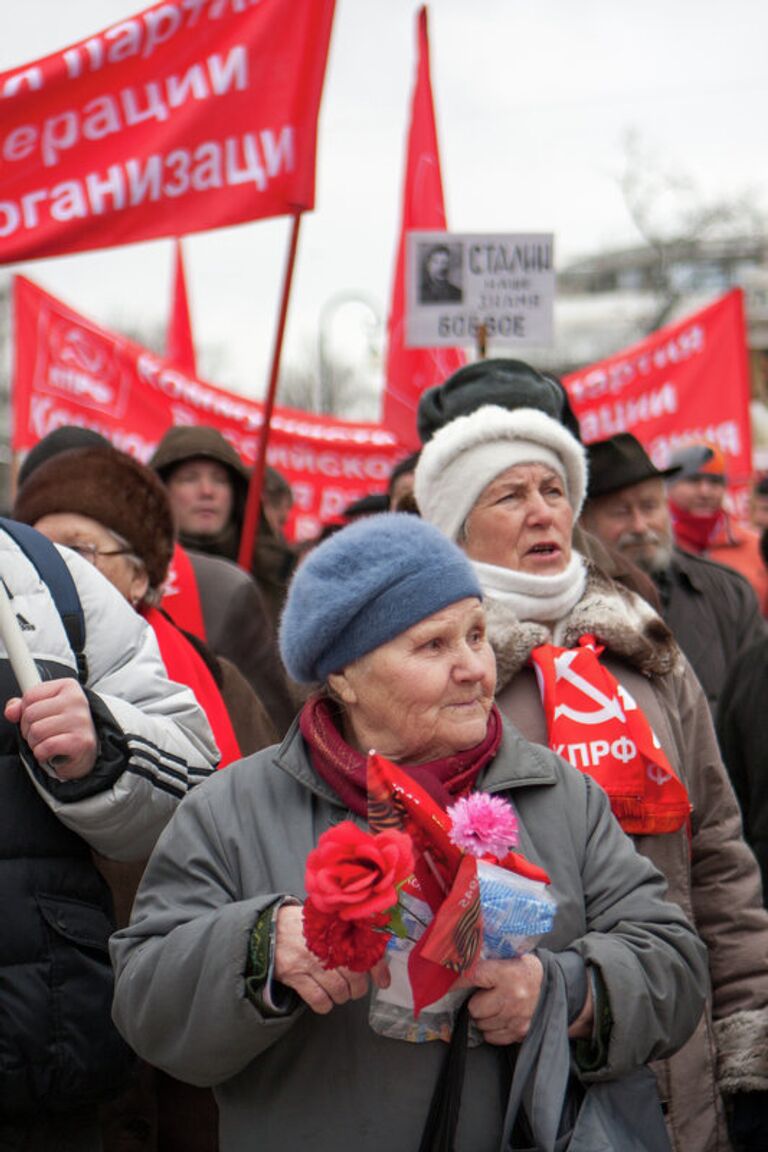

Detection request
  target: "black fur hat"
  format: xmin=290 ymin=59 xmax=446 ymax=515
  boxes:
xmin=417 ymin=358 xmax=575 ymax=443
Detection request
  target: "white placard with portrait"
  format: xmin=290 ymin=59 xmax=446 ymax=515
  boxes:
xmin=405 ymin=231 xmax=555 ymax=348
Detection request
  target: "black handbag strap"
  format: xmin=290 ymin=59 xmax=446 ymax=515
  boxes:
xmin=418 ymin=996 xmax=472 ymax=1152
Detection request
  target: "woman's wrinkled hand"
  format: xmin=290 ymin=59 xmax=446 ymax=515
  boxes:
xmin=468 ymin=953 xmax=544 ymax=1045
xmin=4 ymin=679 xmax=98 ymax=780
xmin=273 ymin=904 xmax=390 ymax=1015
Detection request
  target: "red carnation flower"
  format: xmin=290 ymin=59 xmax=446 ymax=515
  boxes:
xmin=303 ymin=899 xmax=390 ymax=972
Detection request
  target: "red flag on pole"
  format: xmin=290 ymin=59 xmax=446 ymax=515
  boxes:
xmin=382 ymin=5 xmax=465 ymax=450
xmin=0 ymin=0 xmax=335 ymax=264
xmin=166 ymin=238 xmax=197 ymax=376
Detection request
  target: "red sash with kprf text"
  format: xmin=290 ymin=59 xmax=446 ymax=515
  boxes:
xmin=530 ymin=635 xmax=690 ymax=836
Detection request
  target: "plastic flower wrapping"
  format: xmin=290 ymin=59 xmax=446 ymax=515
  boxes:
xmin=302 ymin=753 xmax=556 ymax=1044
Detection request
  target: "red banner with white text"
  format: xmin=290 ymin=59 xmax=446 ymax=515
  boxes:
xmin=0 ymin=0 xmax=335 ymax=263
xmin=13 ymin=276 xmax=402 ymax=540
xmin=562 ymin=289 xmax=753 ymax=513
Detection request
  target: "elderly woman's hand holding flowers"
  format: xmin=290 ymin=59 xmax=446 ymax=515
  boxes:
xmin=274 ymin=905 xmax=391 ymax=1016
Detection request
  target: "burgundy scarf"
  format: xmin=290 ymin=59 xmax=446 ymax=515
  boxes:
xmin=299 ymin=692 xmax=503 ymax=817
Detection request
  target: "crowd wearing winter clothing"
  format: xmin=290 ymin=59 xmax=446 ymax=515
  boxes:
xmin=414 ymin=397 xmax=768 ymax=1151
xmin=3 ymin=353 xmax=768 ymax=1152
xmin=0 ymin=518 xmax=218 ymax=1150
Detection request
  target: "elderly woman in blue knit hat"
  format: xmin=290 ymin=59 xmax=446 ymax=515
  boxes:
xmin=111 ymin=515 xmax=706 ymax=1152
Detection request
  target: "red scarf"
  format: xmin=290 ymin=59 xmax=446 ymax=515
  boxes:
xmin=669 ymin=498 xmax=724 ymax=554
xmin=299 ymin=692 xmax=503 ymax=817
xmin=159 ymin=542 xmax=208 ymax=643
xmin=142 ymin=606 xmax=241 ymax=769
xmin=530 ymin=636 xmax=690 ymax=836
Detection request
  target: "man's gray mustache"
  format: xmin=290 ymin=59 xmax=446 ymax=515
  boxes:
xmin=616 ymin=530 xmax=665 ymax=548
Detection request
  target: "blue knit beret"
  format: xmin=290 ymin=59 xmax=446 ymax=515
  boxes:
xmin=279 ymin=513 xmax=483 ymax=683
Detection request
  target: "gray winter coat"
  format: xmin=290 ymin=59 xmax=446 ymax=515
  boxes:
xmin=111 ymin=720 xmax=708 ymax=1152
xmin=489 ymin=563 xmax=768 ymax=1151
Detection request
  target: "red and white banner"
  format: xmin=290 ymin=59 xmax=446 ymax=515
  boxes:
xmin=13 ymin=275 xmax=402 ymax=540
xmin=562 ymin=289 xmax=753 ymax=510
xmin=0 ymin=0 xmax=335 ymax=264
xmin=382 ymin=5 xmax=465 ymax=450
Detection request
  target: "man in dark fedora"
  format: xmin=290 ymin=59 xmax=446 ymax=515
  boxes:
xmin=581 ymin=432 xmax=766 ymax=716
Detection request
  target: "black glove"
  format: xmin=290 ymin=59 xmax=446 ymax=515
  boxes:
xmin=727 ymin=1091 xmax=768 ymax=1152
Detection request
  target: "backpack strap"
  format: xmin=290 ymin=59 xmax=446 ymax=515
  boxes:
xmin=0 ymin=518 xmax=88 ymax=684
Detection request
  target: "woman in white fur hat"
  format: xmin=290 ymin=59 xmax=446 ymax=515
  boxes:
xmin=415 ymin=404 xmax=768 ymax=1152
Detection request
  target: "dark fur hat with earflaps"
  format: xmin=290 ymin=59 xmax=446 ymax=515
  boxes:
xmin=13 ymin=446 xmax=175 ymax=593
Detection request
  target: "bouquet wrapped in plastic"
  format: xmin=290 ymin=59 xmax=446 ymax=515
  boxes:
xmin=302 ymin=752 xmax=556 ymax=1044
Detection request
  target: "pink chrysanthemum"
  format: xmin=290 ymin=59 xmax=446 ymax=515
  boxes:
xmin=447 ymin=793 xmax=519 ymax=859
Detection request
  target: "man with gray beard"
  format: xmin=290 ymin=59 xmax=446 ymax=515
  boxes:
xmin=581 ymin=433 xmax=765 ymax=717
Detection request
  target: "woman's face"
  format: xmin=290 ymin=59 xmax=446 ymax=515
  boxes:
xmin=329 ymin=598 xmax=496 ymax=764
xmin=462 ymin=462 xmax=574 ymax=574
xmin=33 ymin=512 xmax=149 ymax=606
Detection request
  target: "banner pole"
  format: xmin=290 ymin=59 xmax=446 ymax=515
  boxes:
xmin=238 ymin=210 xmax=303 ymax=571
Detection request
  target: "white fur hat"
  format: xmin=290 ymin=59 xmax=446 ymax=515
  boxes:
xmin=414 ymin=405 xmax=588 ymax=541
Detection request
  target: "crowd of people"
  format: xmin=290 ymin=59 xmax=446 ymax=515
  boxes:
xmin=1 ymin=355 xmax=767 ymax=1151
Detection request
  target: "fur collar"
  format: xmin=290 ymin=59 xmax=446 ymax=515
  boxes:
xmin=486 ymin=563 xmax=678 ymax=691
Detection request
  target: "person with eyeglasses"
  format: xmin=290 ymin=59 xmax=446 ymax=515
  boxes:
xmin=0 ymin=502 xmax=218 ymax=1151
xmin=13 ymin=443 xmax=281 ymax=1152
xmin=18 ymin=425 xmax=297 ymax=739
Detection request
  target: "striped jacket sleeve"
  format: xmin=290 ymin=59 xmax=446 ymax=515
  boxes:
xmin=21 ymin=547 xmax=220 ymax=862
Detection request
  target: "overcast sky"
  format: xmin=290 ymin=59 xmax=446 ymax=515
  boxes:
xmin=1 ymin=0 xmax=767 ymax=408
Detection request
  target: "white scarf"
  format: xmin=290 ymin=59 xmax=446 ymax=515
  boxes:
xmin=472 ymin=552 xmax=587 ymax=626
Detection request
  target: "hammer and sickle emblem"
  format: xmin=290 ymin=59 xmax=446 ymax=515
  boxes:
xmin=552 ymin=651 xmax=627 ymax=726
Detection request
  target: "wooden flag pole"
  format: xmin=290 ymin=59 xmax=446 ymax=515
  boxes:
xmin=238 ymin=210 xmax=303 ymax=571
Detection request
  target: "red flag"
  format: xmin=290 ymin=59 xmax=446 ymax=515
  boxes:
xmin=166 ymin=239 xmax=197 ymax=376
xmin=382 ymin=6 xmax=465 ymax=450
xmin=13 ymin=275 xmax=403 ymax=541
xmin=367 ymin=752 xmax=480 ymax=1014
xmin=0 ymin=0 xmax=335 ymax=263
xmin=561 ymin=289 xmax=753 ymax=511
